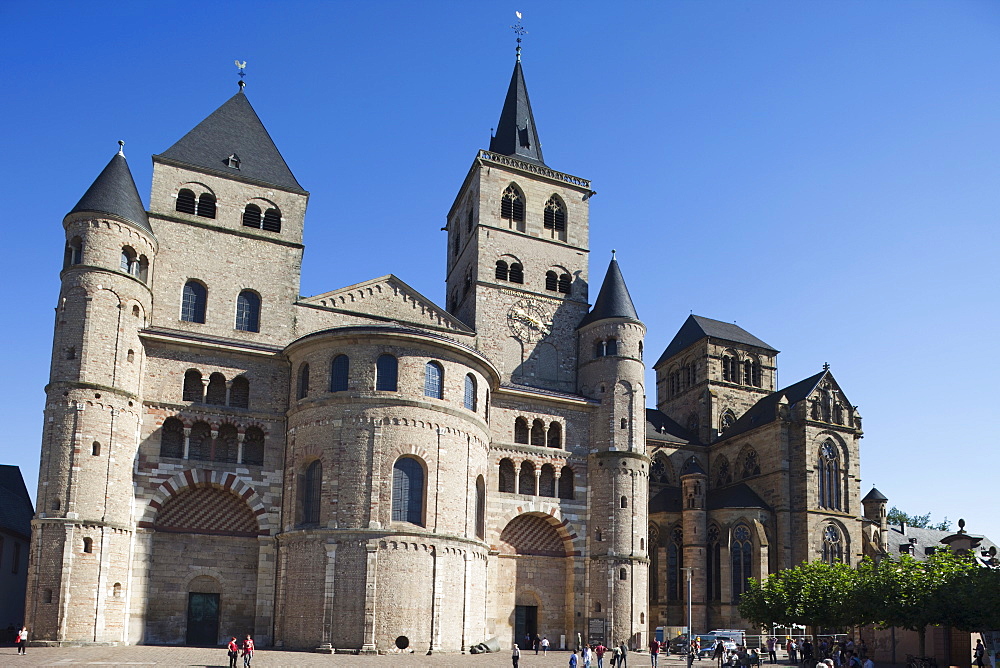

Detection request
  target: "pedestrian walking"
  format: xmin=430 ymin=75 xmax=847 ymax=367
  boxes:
xmin=513 ymin=643 xmax=521 ymax=668
xmin=974 ymin=640 xmax=987 ymax=668
xmin=768 ymin=637 xmax=778 ymax=664
xmin=613 ymin=643 xmax=623 ymax=668
xmin=687 ymin=650 xmax=696 ymax=668
xmin=650 ymin=637 xmax=661 ymax=667
xmin=227 ymin=636 xmax=239 ymax=668
xmin=584 ymin=644 xmax=593 ymax=668
xmin=570 ymin=649 xmax=579 ymax=668
xmin=16 ymin=625 xmax=27 ymax=655
xmin=543 ymin=637 xmax=550 ymax=655
xmin=862 ymin=657 xmax=873 ymax=668
xmin=715 ymin=639 xmax=727 ymax=667
xmin=535 ymin=634 xmax=542 ymax=655
xmin=789 ymin=640 xmax=798 ymax=664
xmin=620 ymin=640 xmax=629 ymax=668
xmin=242 ymin=634 xmax=255 ymax=667
xmin=595 ymin=642 xmax=608 ymax=668
xmin=695 ymin=637 xmax=702 ymax=661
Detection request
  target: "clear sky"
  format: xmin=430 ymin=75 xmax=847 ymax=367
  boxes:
xmin=3 ymin=2 xmax=998 ymax=542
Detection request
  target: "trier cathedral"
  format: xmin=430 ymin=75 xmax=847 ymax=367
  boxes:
xmin=27 ymin=47 xmax=873 ymax=651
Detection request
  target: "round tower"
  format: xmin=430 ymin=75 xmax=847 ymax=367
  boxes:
xmin=862 ymin=486 xmax=889 ymax=556
xmin=679 ymin=456 xmax=708 ymax=634
xmin=578 ymin=255 xmax=649 ymax=649
xmin=27 ymin=146 xmax=156 ymax=644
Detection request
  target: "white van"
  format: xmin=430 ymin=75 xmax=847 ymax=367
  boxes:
xmin=710 ymin=630 xmax=746 ymax=646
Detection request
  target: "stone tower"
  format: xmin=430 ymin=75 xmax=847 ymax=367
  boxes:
xmin=862 ymin=486 xmax=889 ymax=555
xmin=445 ymin=53 xmax=593 ymax=393
xmin=679 ymin=457 xmax=708 ymax=633
xmin=652 ymin=315 xmax=779 ymax=444
xmin=27 ymin=147 xmax=155 ymax=643
xmin=577 ymin=257 xmax=650 ymax=646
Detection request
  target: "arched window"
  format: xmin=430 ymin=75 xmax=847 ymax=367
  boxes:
xmin=606 ymin=339 xmax=618 ymax=355
xmin=475 ymin=475 xmax=486 ymax=539
xmin=188 ymin=422 xmax=211 ymax=461
xmin=64 ymin=236 xmax=83 ymax=267
xmin=558 ymin=273 xmax=571 ymax=294
xmin=181 ymin=281 xmax=207 ymax=323
xmin=501 ymin=184 xmax=525 ymax=228
xmin=121 ymin=246 xmax=137 ymax=274
xmin=823 ymin=525 xmax=844 ymax=565
xmin=90 ymin=440 xmax=101 ymax=456
xmin=464 ymin=374 xmax=477 ymax=411
xmin=619 ymin=568 xmax=628 ymax=580
xmin=545 ymin=271 xmax=558 ymax=291
xmin=205 ymin=372 xmax=227 ymax=405
xmin=392 ymin=457 xmax=424 ymax=525
xmin=547 ymin=422 xmax=562 ymax=448
xmin=739 ymin=447 xmax=761 ymax=478
xmin=558 ymin=466 xmax=574 ymax=499
xmin=136 ymin=255 xmax=149 ymax=283
xmin=176 ymin=188 xmax=196 ymax=214
xmin=330 ymin=355 xmax=349 ymax=392
xmin=301 ymin=460 xmax=322 ymax=525
xmin=243 ymin=427 xmax=265 ymax=466
xmin=543 ymin=196 xmax=567 ymax=238
xmin=518 ymin=461 xmax=536 ymax=495
xmin=744 ymin=359 xmax=754 ymax=385
xmin=196 ymin=193 xmax=216 ymax=219
xmin=514 ymin=417 xmax=529 ymax=444
xmin=731 ymin=524 xmax=753 ymax=602
xmin=818 ymin=441 xmax=842 ymax=510
xmin=650 ymin=455 xmax=674 ymax=485
xmin=722 ymin=351 xmax=739 ymax=383
xmin=376 ymin=354 xmax=398 ymax=391
xmin=715 ymin=456 xmax=732 ymax=487
xmin=707 ymin=524 xmax=722 ymax=601
xmin=667 ymin=526 xmax=683 ymax=601
xmin=182 ymin=369 xmax=203 ymax=402
xmin=508 ymin=263 xmax=524 ymax=284
xmin=495 ymin=260 xmax=509 ymax=281
xmin=113 ymin=582 xmax=122 ymax=598
xmin=242 ymin=204 xmax=262 ymax=228
xmin=620 ymin=495 xmax=628 ymax=509
xmin=229 ymin=375 xmax=250 ymax=409
xmin=539 ymin=464 xmax=556 ymax=497
xmin=43 ymin=589 xmax=53 ymax=604
xmin=235 ymin=290 xmax=261 ymax=332
xmin=466 ymin=208 xmax=474 ymax=232
xmin=262 ymin=208 xmax=281 ymax=232
xmin=499 ymin=459 xmax=516 ymax=493
xmin=424 ymin=361 xmax=443 ymax=399
xmin=720 ymin=409 xmax=736 ymax=435
xmin=83 ymin=537 xmax=93 ymax=554
xmin=297 ymin=363 xmax=310 ymax=399
xmin=216 ymin=424 xmax=238 ymax=463
xmin=530 ymin=419 xmax=545 ymax=446
xmin=160 ymin=417 xmax=185 ymax=458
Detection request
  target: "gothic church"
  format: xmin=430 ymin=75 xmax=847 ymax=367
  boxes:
xmin=27 ymin=47 xmax=871 ymax=651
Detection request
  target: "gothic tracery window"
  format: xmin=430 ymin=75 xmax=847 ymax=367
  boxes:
xmin=543 ymin=196 xmax=567 ymax=239
xmin=707 ymin=524 xmax=722 ymax=601
xmin=817 ymin=441 xmax=842 ymax=510
xmin=715 ymin=456 xmax=732 ymax=487
xmin=667 ymin=526 xmax=684 ymax=601
xmin=501 ymin=185 xmax=525 ymax=230
xmin=740 ymin=447 xmax=761 ymax=478
xmin=720 ymin=410 xmax=736 ymax=435
xmin=731 ymin=524 xmax=753 ymax=602
xmin=823 ymin=524 xmax=844 ymax=564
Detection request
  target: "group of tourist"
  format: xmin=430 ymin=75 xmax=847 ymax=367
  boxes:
xmin=225 ymin=635 xmax=254 ymax=667
xmin=564 ymin=641 xmax=632 ymax=668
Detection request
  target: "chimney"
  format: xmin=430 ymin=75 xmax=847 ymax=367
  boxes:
xmin=901 ymin=521 xmax=907 ymax=536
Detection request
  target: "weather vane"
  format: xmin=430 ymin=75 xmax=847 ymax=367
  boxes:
xmin=235 ymin=60 xmax=247 ymax=89
xmin=511 ymin=11 xmax=526 ymax=61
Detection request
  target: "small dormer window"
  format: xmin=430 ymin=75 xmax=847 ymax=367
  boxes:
xmin=227 ymin=154 xmax=241 ymax=169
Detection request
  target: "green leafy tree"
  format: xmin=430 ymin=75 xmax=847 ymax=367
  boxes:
xmin=739 ymin=561 xmax=869 ymax=631
xmin=886 ymin=506 xmax=951 ymax=531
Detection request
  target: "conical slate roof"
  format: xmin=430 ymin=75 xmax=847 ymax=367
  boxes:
xmin=654 ymin=314 xmax=778 ymax=368
xmin=489 ymin=59 xmax=545 ymax=166
xmin=157 ymin=89 xmax=305 ymax=193
xmin=578 ymin=257 xmax=640 ymax=328
xmin=863 ymin=487 xmax=888 ymax=503
xmin=69 ymin=151 xmax=152 ymax=234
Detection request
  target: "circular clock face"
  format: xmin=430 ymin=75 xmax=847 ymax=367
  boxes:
xmin=507 ymin=298 xmax=552 ymax=342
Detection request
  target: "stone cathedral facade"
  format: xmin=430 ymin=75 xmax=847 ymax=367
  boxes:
xmin=27 ymin=50 xmax=870 ymax=651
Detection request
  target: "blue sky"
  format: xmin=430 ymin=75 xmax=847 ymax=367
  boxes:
xmin=3 ymin=1 xmax=999 ymax=542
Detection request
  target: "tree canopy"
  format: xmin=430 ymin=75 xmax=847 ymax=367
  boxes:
xmin=886 ymin=506 xmax=951 ymax=531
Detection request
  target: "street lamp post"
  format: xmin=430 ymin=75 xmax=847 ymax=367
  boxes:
xmin=681 ymin=567 xmax=696 ymax=653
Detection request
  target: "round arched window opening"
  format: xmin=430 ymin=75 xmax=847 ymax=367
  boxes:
xmin=395 ymin=636 xmax=410 ymax=650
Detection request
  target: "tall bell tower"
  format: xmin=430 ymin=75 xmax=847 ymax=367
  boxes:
xmin=445 ymin=46 xmax=594 ymax=392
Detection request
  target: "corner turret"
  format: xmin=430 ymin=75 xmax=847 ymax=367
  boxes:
xmin=862 ymin=486 xmax=889 ymax=554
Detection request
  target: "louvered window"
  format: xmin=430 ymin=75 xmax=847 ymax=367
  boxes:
xmin=176 ymin=189 xmax=196 ymax=214
xmin=508 ymin=263 xmax=524 ymax=284
xmin=330 ymin=355 xmax=349 ymax=392
xmin=464 ymin=374 xmax=477 ymax=411
xmin=545 ymin=271 xmax=558 ymax=291
xmin=558 ymin=273 xmax=571 ymax=294
xmin=242 ymin=204 xmax=262 ymax=228
xmin=544 ymin=196 xmax=566 ymax=235
xmin=196 ymin=193 xmax=216 ymax=219
xmin=392 ymin=457 xmax=424 ymax=525
xmin=424 ymin=362 xmax=443 ymax=399
xmin=495 ymin=260 xmax=509 ymax=281
xmin=501 ymin=185 xmax=525 ymax=223
xmin=235 ymin=291 xmax=261 ymax=332
xmin=376 ymin=354 xmax=398 ymax=391
xmin=262 ymin=208 xmax=281 ymax=232
xmin=181 ymin=281 xmax=207 ymax=323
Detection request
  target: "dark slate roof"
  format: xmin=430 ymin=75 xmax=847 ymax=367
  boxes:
xmin=862 ymin=486 xmax=888 ymax=503
xmin=69 ymin=151 xmax=152 ymax=234
xmin=716 ymin=370 xmax=827 ymax=442
xmin=649 ymin=486 xmax=682 ymax=513
xmin=654 ymin=314 xmax=777 ymax=368
xmin=0 ymin=465 xmax=34 ymax=539
xmin=157 ymin=90 xmax=305 ymax=193
xmin=579 ymin=258 xmax=640 ymax=328
xmin=707 ymin=483 xmax=771 ymax=511
xmin=646 ymin=408 xmax=699 ymax=445
xmin=883 ymin=524 xmax=997 ymax=563
xmin=489 ymin=59 xmax=545 ymax=166
xmin=681 ymin=456 xmax=707 ymax=476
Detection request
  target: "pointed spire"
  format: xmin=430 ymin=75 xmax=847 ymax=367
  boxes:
xmin=578 ymin=254 xmax=640 ymax=328
xmin=69 ymin=146 xmax=152 ymax=235
xmin=156 ymin=91 xmax=305 ymax=193
xmin=489 ymin=58 xmax=545 ymax=165
xmin=862 ymin=486 xmax=888 ymax=503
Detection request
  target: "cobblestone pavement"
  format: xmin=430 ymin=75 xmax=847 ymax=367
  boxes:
xmin=0 ymin=646 xmax=703 ymax=667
